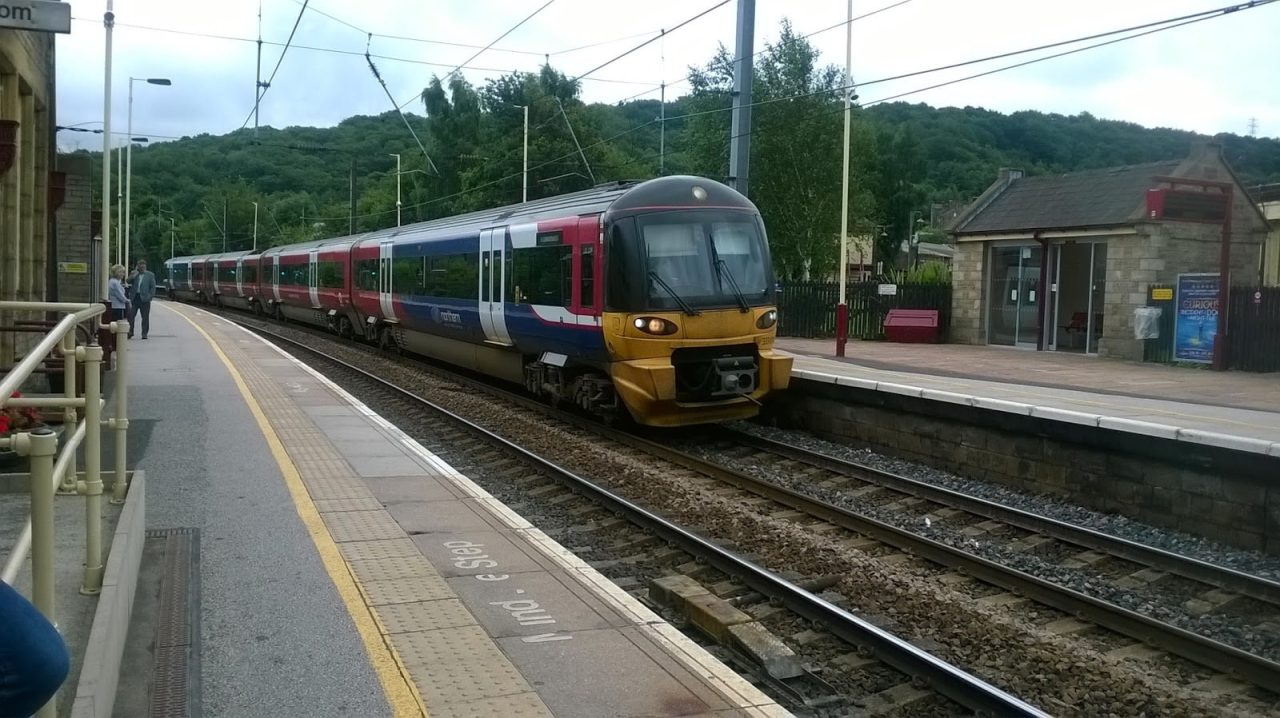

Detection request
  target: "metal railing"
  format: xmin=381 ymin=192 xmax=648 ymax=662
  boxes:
xmin=0 ymin=301 xmax=130 ymax=718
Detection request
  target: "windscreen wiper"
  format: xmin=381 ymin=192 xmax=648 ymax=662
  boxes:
xmin=648 ymin=271 xmax=700 ymax=316
xmin=715 ymin=259 xmax=751 ymax=313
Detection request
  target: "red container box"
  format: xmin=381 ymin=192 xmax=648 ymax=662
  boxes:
xmin=883 ymin=309 xmax=940 ymax=343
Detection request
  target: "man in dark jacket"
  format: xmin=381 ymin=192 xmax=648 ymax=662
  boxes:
xmin=128 ymin=260 xmax=157 ymax=339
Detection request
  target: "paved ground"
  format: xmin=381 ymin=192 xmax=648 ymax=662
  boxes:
xmin=779 ymin=338 xmax=1280 ymax=414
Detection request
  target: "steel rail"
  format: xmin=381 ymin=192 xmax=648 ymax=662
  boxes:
xmin=609 ymin=430 xmax=1280 ymax=691
xmin=729 ymin=430 xmax=1280 ymax=605
xmin=236 ymin=319 xmax=1048 ymax=718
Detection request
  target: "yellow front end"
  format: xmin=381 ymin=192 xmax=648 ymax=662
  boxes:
xmin=603 ymin=306 xmax=793 ymax=427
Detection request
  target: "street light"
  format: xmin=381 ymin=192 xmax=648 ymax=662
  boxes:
xmin=513 ymin=104 xmax=529 ymax=203
xmin=836 ymin=0 xmax=853 ymax=358
xmin=125 ymin=77 xmax=172 ymax=271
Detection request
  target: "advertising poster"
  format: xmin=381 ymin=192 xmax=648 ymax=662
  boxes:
xmin=1173 ymin=273 xmax=1219 ymax=363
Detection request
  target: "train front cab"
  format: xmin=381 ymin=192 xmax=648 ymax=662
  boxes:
xmin=600 ymin=177 xmax=792 ymax=427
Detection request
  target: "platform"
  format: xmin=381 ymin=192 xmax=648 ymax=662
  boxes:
xmin=123 ymin=300 xmax=784 ymax=717
xmin=779 ymin=338 xmax=1280 ymax=456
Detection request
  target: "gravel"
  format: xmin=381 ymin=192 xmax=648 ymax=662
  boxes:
xmin=681 ymin=427 xmax=1280 ymax=662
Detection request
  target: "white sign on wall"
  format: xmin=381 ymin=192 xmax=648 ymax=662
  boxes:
xmin=0 ymin=1 xmax=71 ymax=33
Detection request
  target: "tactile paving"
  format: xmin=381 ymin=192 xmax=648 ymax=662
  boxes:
xmin=360 ymin=575 xmax=456 ymax=605
xmin=375 ymin=599 xmax=477 ymax=634
xmin=322 ymin=509 xmax=406 ymax=543
xmin=426 ymin=692 xmax=553 ymax=718
xmin=301 ymin=477 xmax=376 ymax=502
xmin=314 ymin=496 xmax=385 ymax=513
xmin=348 ymin=556 xmax=439 ymax=583
xmin=391 ymin=626 xmax=533 ymax=707
xmin=338 ymin=538 xmax=420 ymax=562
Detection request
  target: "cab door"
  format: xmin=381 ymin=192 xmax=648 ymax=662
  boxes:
xmin=478 ymin=227 xmax=512 ymax=345
xmin=235 ymin=258 xmax=244 ymax=297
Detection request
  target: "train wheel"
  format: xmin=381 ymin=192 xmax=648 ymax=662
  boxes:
xmin=378 ymin=326 xmax=401 ymax=356
xmin=337 ymin=316 xmax=354 ymax=340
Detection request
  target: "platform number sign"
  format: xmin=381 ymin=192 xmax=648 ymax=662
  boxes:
xmin=1173 ymin=273 xmax=1219 ymax=364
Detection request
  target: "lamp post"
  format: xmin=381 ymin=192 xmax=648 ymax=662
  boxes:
xmin=389 ymin=153 xmax=401 ymax=226
xmin=836 ymin=0 xmax=853 ymax=358
xmin=514 ymin=105 xmax=529 ymax=203
xmin=252 ymin=201 xmax=259 ymax=250
xmin=101 ymin=1 xmax=115 ymax=301
xmin=125 ymin=77 xmax=171 ymax=271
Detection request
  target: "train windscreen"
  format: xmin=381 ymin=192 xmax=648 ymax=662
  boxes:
xmin=636 ymin=212 xmax=770 ymax=312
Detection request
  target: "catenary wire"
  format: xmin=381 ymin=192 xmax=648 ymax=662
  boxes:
xmin=240 ymin=0 xmax=310 ymax=130
xmin=287 ymin=0 xmax=544 ymax=56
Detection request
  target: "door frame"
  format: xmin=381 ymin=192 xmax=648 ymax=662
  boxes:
xmin=984 ymin=241 xmax=1043 ymax=348
xmin=1047 ymin=240 xmax=1108 ymax=354
xmin=477 ymin=227 xmax=513 ymax=345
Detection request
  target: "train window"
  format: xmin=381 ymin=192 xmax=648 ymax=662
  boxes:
xmin=220 ymin=266 xmax=236 ymax=283
xmin=580 ymin=245 xmax=595 ymax=309
xmin=355 ymin=260 xmax=378 ymax=291
xmin=391 ymin=257 xmax=423 ymax=296
xmin=243 ymin=264 xmax=258 ymax=285
xmin=510 ymin=245 xmax=571 ymax=307
xmin=318 ymin=261 xmax=343 ymax=289
xmin=437 ymin=254 xmax=479 ymax=300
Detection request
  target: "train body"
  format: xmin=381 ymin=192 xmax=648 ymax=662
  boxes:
xmin=166 ymin=176 xmax=792 ymax=426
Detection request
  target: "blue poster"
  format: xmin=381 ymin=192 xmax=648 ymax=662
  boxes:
xmin=1173 ymin=273 xmax=1219 ymax=363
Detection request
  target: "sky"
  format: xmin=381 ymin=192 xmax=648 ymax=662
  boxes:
xmin=52 ymin=0 xmax=1280 ymax=152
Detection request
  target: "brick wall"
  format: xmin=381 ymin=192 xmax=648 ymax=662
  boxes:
xmin=56 ymin=155 xmax=94 ymax=302
xmin=777 ymin=389 xmax=1278 ymax=554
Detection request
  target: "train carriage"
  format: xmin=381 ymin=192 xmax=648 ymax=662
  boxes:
xmin=167 ymin=176 xmax=792 ymax=427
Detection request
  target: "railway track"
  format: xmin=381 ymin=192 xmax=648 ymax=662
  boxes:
xmin=231 ymin=316 xmax=1043 ymax=717
xmin=204 ymin=305 xmax=1280 ymax=713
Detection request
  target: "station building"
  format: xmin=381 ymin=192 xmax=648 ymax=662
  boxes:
xmin=1 ymin=25 xmax=57 ymax=368
xmin=947 ymin=142 xmax=1270 ymax=360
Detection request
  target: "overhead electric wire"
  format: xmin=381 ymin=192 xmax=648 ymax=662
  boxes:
xmin=72 ymin=18 xmax=656 ymax=87
xmin=314 ymin=0 xmax=1273 ymax=224
xmin=240 ymin=0 xmax=310 ymax=130
xmin=396 ymin=0 xmax=557 ymax=110
xmin=292 ymin=0 xmax=545 ymax=56
xmin=570 ymin=0 xmax=731 ymax=83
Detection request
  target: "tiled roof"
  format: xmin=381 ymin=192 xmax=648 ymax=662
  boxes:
xmin=955 ymin=160 xmax=1183 ymax=234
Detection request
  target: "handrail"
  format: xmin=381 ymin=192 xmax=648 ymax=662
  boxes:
xmin=0 ymin=300 xmax=123 ymax=718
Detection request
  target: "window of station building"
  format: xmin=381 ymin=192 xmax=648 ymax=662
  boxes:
xmin=355 ymin=259 xmax=378 ymax=291
xmin=318 ymin=261 xmax=343 ymax=289
xmin=509 ymin=239 xmax=572 ymax=307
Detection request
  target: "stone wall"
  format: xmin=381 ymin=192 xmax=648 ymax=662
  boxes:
xmin=775 ymin=384 xmax=1280 ymax=554
xmin=950 ymin=241 xmax=985 ymax=344
xmin=56 ymin=155 xmax=94 ymax=302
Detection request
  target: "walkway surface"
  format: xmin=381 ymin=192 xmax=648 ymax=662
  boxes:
xmin=122 ymin=301 xmax=783 ymax=718
xmin=779 ymin=338 xmax=1280 ymax=449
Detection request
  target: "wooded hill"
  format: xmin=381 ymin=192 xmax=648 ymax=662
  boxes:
xmin=82 ymin=21 xmax=1280 ymax=281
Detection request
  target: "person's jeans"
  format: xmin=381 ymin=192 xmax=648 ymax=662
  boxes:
xmin=128 ymin=301 xmax=151 ymax=339
xmin=0 ymin=580 xmax=70 ymax=717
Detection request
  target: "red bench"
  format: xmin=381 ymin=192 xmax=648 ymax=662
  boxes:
xmin=883 ymin=309 xmax=941 ymax=343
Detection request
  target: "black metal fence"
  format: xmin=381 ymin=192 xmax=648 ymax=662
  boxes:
xmin=1144 ymin=284 xmax=1280 ymax=372
xmin=777 ymin=281 xmax=953 ymax=340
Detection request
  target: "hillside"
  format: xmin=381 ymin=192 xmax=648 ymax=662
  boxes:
xmin=85 ymin=28 xmax=1280 ymax=280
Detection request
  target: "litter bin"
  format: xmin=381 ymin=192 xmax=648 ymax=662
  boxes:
xmin=883 ymin=309 xmax=940 ymax=343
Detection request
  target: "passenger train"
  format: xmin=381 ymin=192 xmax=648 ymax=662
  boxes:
xmin=166 ymin=176 xmax=792 ymax=427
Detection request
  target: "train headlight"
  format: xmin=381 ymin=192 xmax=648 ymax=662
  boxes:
xmin=633 ymin=317 xmax=678 ymax=335
xmin=756 ymin=309 xmax=778 ymax=329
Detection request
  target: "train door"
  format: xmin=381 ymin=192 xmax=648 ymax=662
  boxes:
xmin=573 ymin=216 xmax=603 ymax=325
xmin=271 ymin=255 xmax=281 ymax=303
xmin=211 ymin=261 xmax=221 ymax=296
xmin=235 ymin=258 xmax=244 ymax=297
xmin=308 ymin=249 xmax=320 ymax=307
xmin=478 ymin=227 xmax=512 ymax=345
xmin=378 ymin=241 xmax=397 ymax=321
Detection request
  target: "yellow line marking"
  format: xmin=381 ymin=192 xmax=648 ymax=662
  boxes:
xmin=166 ymin=303 xmax=427 ymax=718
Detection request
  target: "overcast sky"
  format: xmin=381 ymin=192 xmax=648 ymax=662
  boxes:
xmin=53 ymin=0 xmax=1280 ymax=152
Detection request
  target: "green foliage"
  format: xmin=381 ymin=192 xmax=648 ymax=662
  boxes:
xmin=905 ymin=261 xmax=952 ymax=285
xmin=91 ymin=21 xmax=1280 ymax=280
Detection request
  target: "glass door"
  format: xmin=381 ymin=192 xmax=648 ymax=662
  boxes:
xmin=1086 ymin=243 xmax=1107 ymax=354
xmin=987 ymin=245 xmax=1042 ymax=347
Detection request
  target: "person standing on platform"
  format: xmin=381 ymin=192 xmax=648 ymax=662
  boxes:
xmin=0 ymin=579 xmax=70 ymax=716
xmin=128 ymin=260 xmax=156 ymax=340
xmin=107 ymin=264 xmax=129 ymax=324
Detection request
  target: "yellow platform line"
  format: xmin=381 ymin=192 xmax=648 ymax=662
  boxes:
xmin=169 ymin=304 xmax=427 ymax=718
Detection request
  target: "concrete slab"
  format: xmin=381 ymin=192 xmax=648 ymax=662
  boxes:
xmin=364 ymin=475 xmax=461 ymax=504
xmin=411 ymin=530 xmax=547 ymax=578
xmin=446 ymin=570 xmax=617 ymax=638
xmin=388 ymin=499 xmax=499 ymax=534
xmin=349 ymin=454 xmax=433 ymax=478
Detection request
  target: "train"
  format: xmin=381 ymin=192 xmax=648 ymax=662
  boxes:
xmin=165 ymin=175 xmax=792 ymax=427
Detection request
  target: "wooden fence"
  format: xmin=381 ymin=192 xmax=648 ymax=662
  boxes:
xmin=1144 ymin=284 xmax=1280 ymax=372
xmin=776 ymin=281 xmax=952 ymax=340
